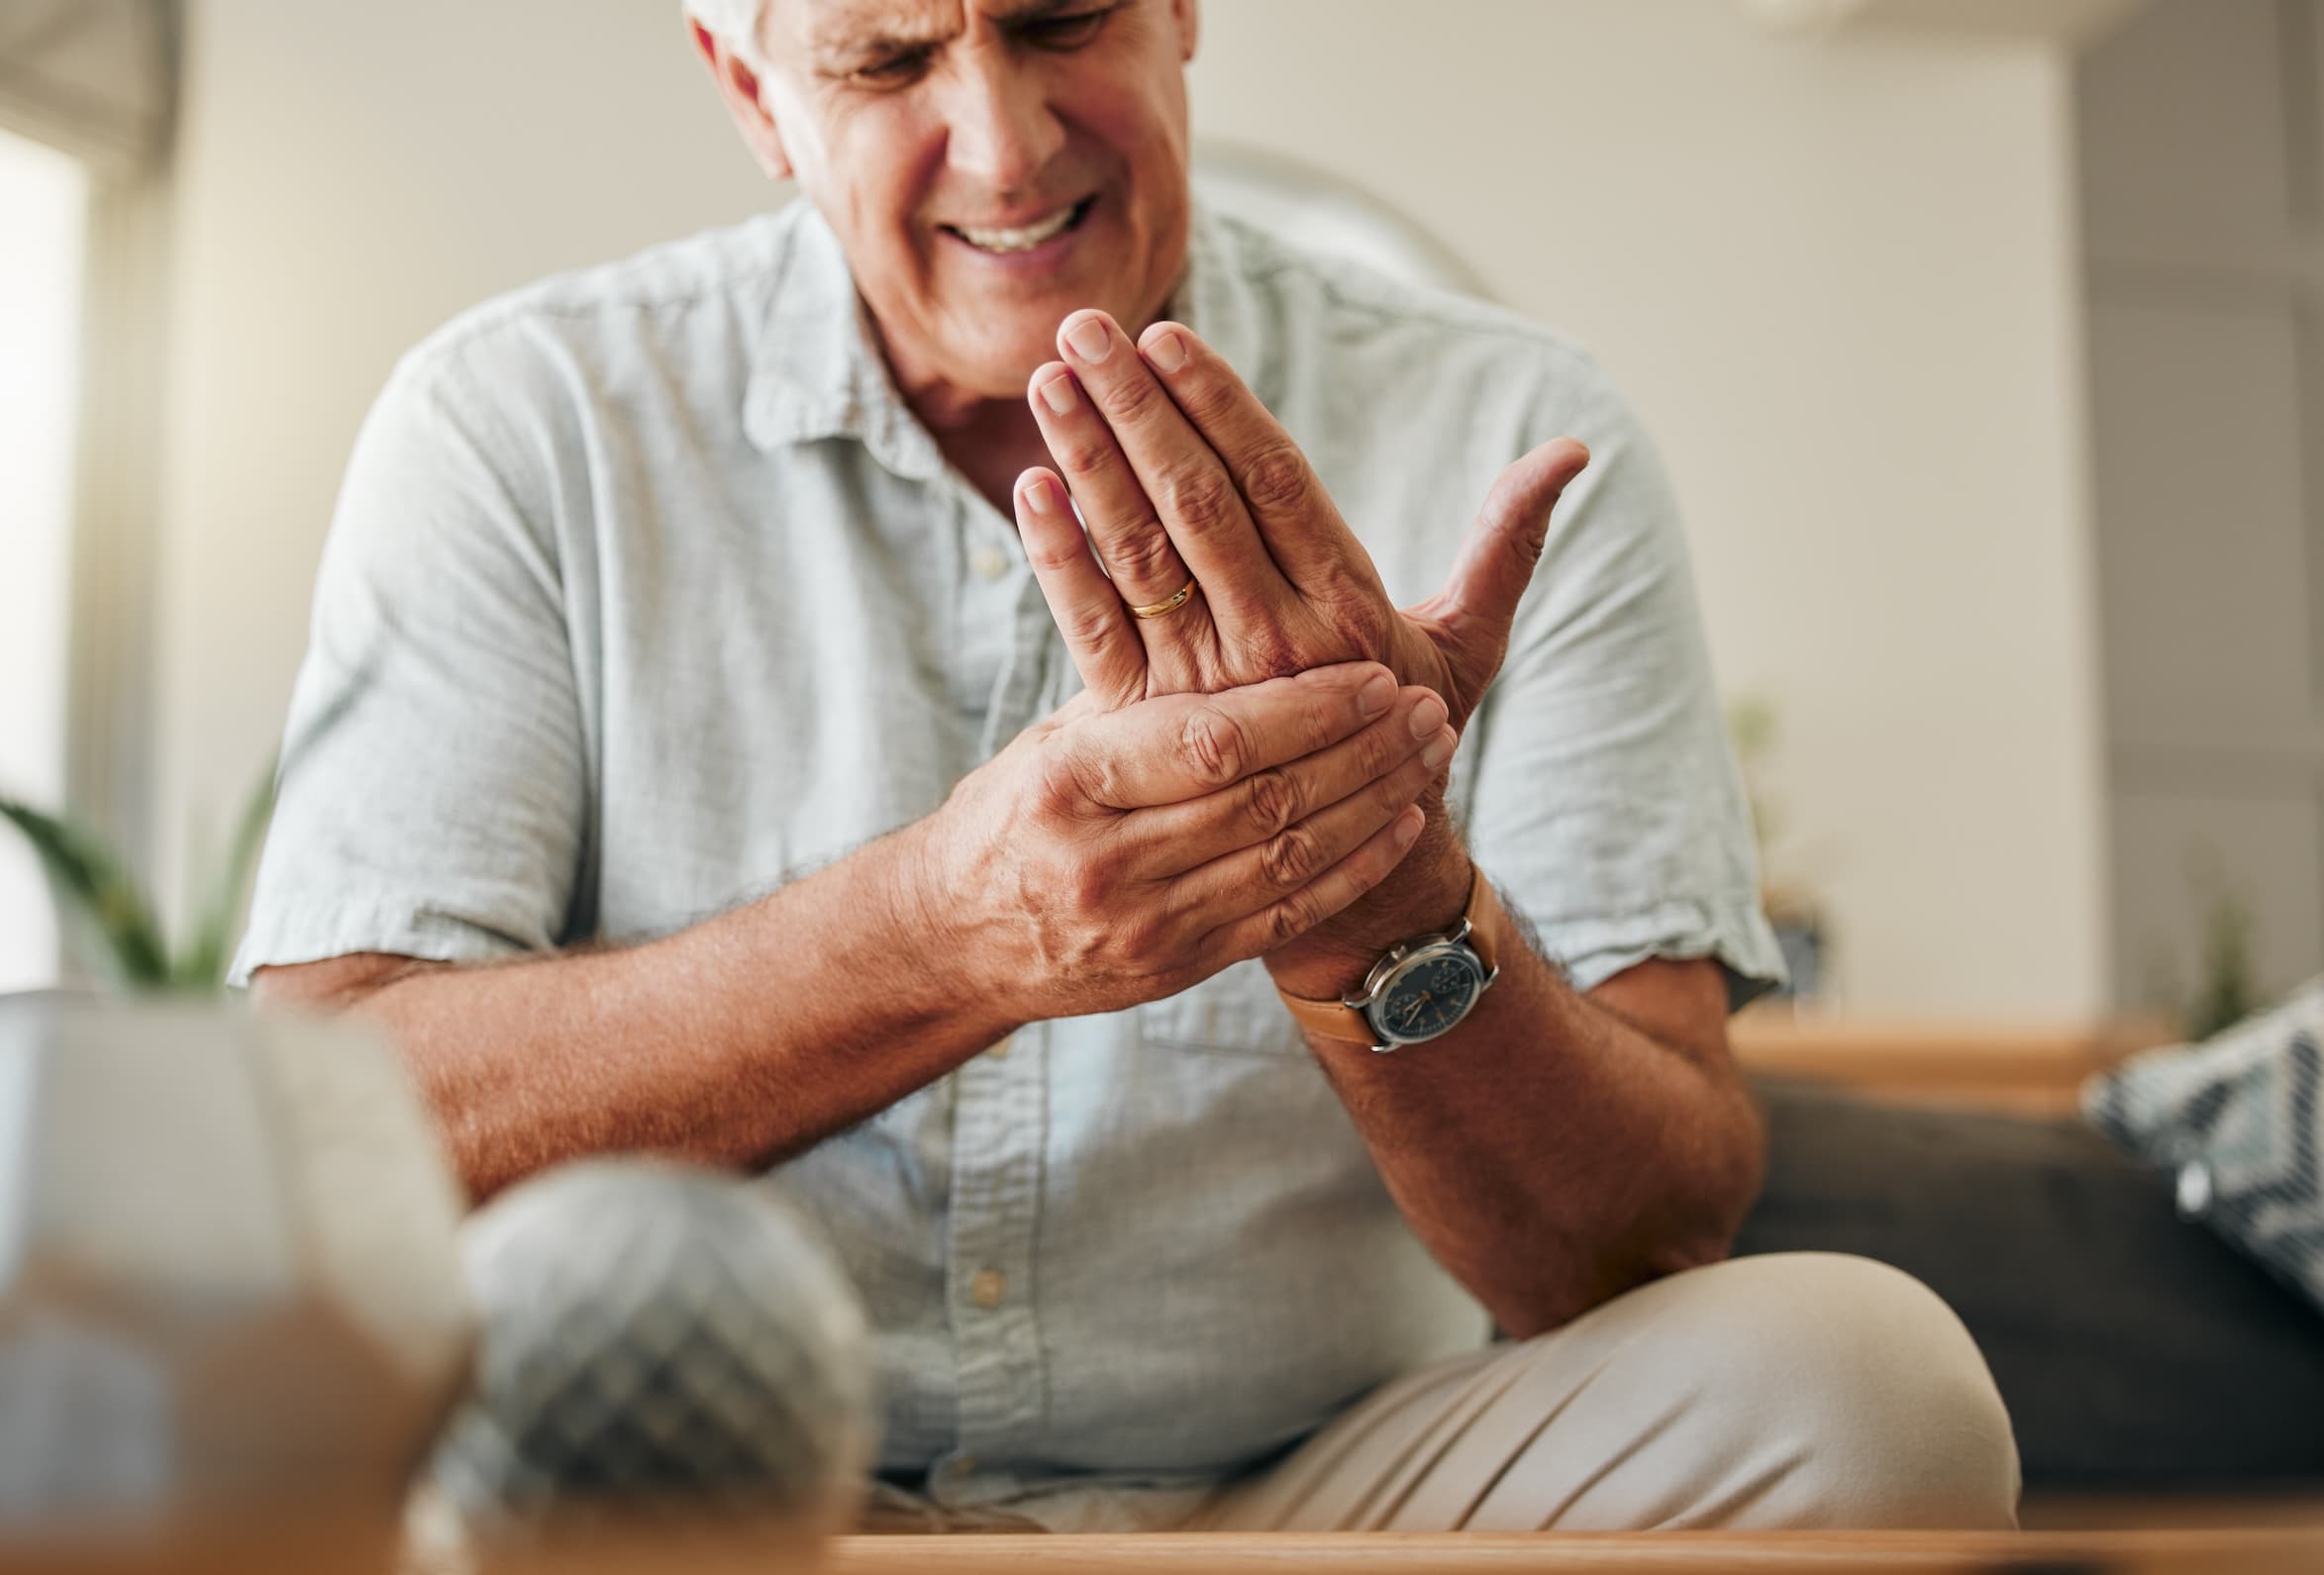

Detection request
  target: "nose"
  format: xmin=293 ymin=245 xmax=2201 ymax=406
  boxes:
xmin=943 ymin=49 xmax=1064 ymax=195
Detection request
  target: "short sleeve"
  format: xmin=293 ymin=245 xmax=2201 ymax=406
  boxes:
xmin=1462 ymin=360 xmax=1785 ymax=1011
xmin=230 ymin=345 xmax=587 ymax=986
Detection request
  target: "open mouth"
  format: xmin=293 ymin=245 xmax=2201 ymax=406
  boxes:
xmin=940 ymin=196 xmax=1097 ymax=255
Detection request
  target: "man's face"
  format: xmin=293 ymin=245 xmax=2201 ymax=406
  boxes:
xmin=745 ymin=0 xmax=1198 ymax=402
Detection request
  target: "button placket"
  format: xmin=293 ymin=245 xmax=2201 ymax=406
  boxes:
xmin=943 ymin=1024 xmax=1049 ymax=1464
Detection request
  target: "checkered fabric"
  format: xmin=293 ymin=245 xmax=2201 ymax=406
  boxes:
xmin=424 ymin=1163 xmax=873 ymax=1528
xmin=2085 ymin=979 xmax=2324 ymax=1317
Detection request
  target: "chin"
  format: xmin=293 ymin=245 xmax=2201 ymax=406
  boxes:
xmin=952 ymin=323 xmax=1081 ymax=401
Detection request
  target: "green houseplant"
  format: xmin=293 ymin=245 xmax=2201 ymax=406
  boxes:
xmin=1 ymin=769 xmax=273 ymax=994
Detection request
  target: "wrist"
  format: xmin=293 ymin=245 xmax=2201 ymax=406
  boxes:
xmin=1263 ymin=810 xmax=1471 ymax=1000
xmin=888 ymin=810 xmax=1008 ymax=1022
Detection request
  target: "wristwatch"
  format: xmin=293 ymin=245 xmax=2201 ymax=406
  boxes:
xmin=1276 ymin=864 xmax=1508 ymax=1052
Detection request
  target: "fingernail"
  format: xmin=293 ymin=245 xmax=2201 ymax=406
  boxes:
xmin=1423 ymin=727 xmax=1457 ymax=770
xmin=1038 ymin=374 xmax=1076 ymax=415
xmin=1394 ymin=806 xmax=1425 ymax=846
xmin=1146 ymin=329 xmax=1186 ymax=374
xmin=1065 ymin=316 xmax=1113 ymax=363
xmin=1410 ymin=693 xmax=1448 ymax=739
xmin=1022 ymin=473 xmax=1058 ymax=513
xmin=1358 ymin=671 xmax=1396 ymax=717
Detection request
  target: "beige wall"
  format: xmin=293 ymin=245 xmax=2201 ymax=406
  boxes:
xmin=154 ymin=0 xmax=2109 ymax=1013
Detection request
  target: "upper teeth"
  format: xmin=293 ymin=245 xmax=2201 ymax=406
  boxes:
xmin=954 ymin=205 xmax=1078 ymax=252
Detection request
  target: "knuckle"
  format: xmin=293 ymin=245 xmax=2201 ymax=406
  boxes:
xmin=1176 ymin=367 xmax=1244 ymax=428
xmin=1031 ymin=738 xmax=1085 ymax=813
xmin=1160 ymin=464 xmax=1238 ymax=538
xmin=1242 ymin=442 xmax=1314 ymax=516
xmin=1115 ymin=913 xmax=1165 ymax=966
xmin=1355 ymin=721 xmax=1404 ymax=782
xmin=1266 ymin=889 xmax=1322 ymax=948
xmin=1058 ymin=432 xmax=1116 ymax=476
xmin=1246 ymin=626 xmax=1308 ymax=683
xmin=1104 ymin=369 xmax=1166 ymax=424
xmin=1105 ymin=522 xmax=1181 ymax=588
xmin=1261 ymin=823 xmax=1325 ymax=890
xmin=1062 ymin=599 xmax=1125 ymax=655
xmin=1064 ymin=858 xmax=1114 ymax=915
xmin=1240 ymin=767 xmax=1302 ymax=839
xmin=1179 ymin=706 xmax=1248 ymax=788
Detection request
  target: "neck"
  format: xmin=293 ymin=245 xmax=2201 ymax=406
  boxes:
xmin=899 ymin=359 xmax=1052 ymax=519
xmin=869 ymin=316 xmax=1054 ymax=519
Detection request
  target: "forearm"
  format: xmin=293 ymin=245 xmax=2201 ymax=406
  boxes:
xmin=1268 ymin=837 xmax=1764 ymax=1337
xmin=258 ymin=819 xmax=1014 ymax=1202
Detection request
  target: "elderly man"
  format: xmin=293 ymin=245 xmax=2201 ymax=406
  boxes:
xmin=240 ymin=0 xmax=2019 ymax=1535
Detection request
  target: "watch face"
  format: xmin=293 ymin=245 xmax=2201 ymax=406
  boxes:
xmin=1373 ymin=948 xmax=1484 ymax=1045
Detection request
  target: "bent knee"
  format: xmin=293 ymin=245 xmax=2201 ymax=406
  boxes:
xmin=1566 ymin=1252 xmax=2021 ymax=1529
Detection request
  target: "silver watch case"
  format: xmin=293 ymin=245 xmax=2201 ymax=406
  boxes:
xmin=1346 ymin=915 xmax=1499 ymax=1052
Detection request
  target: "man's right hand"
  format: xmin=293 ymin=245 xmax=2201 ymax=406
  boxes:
xmin=912 ymin=661 xmax=1456 ymax=1026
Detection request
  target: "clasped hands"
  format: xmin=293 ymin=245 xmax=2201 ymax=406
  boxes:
xmin=924 ymin=309 xmax=1591 ymax=1025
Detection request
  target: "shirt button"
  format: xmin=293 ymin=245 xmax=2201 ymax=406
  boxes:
xmin=986 ymin=1034 xmax=1012 ymax=1061
xmin=969 ymin=1270 xmax=1006 ymax=1309
xmin=970 ymin=545 xmax=1010 ymax=581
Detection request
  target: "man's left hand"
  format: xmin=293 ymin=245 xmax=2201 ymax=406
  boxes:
xmin=1012 ymin=309 xmax=1591 ymax=987
xmin=1014 ymin=308 xmax=1589 ymax=730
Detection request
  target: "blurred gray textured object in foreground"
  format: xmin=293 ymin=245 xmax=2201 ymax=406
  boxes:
xmin=0 ymin=993 xmax=473 ymax=1532
xmin=421 ymin=1160 xmax=874 ymax=1551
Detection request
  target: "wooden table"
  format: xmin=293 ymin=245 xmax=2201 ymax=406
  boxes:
xmin=17 ymin=1519 xmax=2322 ymax=1573
xmin=826 ymin=1528 xmax=2324 ymax=1573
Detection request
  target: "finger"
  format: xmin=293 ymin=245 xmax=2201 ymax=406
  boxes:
xmin=1028 ymin=359 xmax=1201 ymax=618
xmin=1057 ymin=312 xmax=1292 ymax=619
xmin=1058 ymin=661 xmax=1399 ymax=811
xmin=1440 ymin=439 xmax=1593 ymax=647
xmin=1200 ymin=804 xmax=1428 ymax=966
xmin=1161 ymin=715 xmax=1454 ymax=917
xmin=1017 ymin=466 xmax=1149 ymax=710
xmin=1136 ymin=320 xmax=1381 ymax=596
xmin=1124 ymin=688 xmax=1452 ymax=875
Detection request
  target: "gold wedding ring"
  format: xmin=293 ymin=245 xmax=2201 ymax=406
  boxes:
xmin=1128 ymin=578 xmax=1198 ymax=620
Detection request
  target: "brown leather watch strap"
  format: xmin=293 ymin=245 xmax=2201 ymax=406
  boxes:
xmin=1277 ymin=864 xmax=1506 ymax=1044
xmin=1277 ymin=985 xmax=1376 ymax=1044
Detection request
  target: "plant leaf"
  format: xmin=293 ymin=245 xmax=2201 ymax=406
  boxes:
xmin=0 ymin=796 xmax=172 ymax=988
xmin=170 ymin=761 xmax=278 ymax=991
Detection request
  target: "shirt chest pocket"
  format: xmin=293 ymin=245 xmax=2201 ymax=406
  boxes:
xmin=1138 ymin=958 xmax=1306 ymax=1057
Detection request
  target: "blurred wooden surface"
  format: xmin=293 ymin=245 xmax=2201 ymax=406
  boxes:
xmin=1729 ymin=1010 xmax=2182 ymax=1116
xmin=824 ymin=1528 xmax=2324 ymax=1573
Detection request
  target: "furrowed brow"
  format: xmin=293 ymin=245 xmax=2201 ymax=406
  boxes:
xmin=992 ymin=0 xmax=1084 ymax=22
xmin=808 ymin=4 xmax=956 ymax=69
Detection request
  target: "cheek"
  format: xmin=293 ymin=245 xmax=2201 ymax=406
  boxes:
xmin=812 ymin=103 xmax=949 ymax=240
xmin=1058 ymin=67 xmax=1187 ymax=187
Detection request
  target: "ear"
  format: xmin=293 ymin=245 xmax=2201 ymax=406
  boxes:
xmin=690 ymin=20 xmax=794 ymax=182
xmin=1171 ymin=0 xmax=1199 ymax=62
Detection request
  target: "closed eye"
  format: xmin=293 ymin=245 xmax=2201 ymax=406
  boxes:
xmin=852 ymin=46 xmax=936 ymax=88
xmin=1016 ymin=6 xmax=1117 ymax=50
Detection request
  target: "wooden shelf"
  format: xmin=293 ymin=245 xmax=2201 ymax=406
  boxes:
xmin=1729 ymin=1011 xmax=2181 ymax=1116
xmin=1741 ymin=0 xmax=2151 ymax=48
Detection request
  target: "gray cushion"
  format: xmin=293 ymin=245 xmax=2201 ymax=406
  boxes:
xmin=2085 ymin=980 xmax=2324 ymax=1318
xmin=1735 ymin=1078 xmax=2324 ymax=1487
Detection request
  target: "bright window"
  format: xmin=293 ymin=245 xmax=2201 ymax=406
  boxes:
xmin=0 ymin=128 xmax=89 ymax=993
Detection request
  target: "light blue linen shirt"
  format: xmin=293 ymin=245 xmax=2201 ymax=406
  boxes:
xmin=234 ymin=199 xmax=1782 ymax=1531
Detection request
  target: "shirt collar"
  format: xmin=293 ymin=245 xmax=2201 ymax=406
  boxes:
xmin=742 ymin=197 xmax=1265 ymax=474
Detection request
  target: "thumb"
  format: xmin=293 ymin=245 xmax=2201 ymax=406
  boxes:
xmin=1440 ymin=438 xmax=1591 ymax=646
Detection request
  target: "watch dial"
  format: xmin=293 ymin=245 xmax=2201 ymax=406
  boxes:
xmin=1379 ymin=954 xmax=1482 ymax=1043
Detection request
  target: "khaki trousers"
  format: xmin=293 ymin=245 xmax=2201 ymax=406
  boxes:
xmin=1193 ymin=1252 xmax=2021 ymax=1532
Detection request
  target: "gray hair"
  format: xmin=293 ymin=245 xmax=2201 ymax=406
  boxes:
xmin=683 ymin=0 xmax=769 ymax=63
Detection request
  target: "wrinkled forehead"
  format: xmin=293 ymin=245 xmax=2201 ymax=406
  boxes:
xmin=772 ymin=0 xmax=1073 ymax=60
